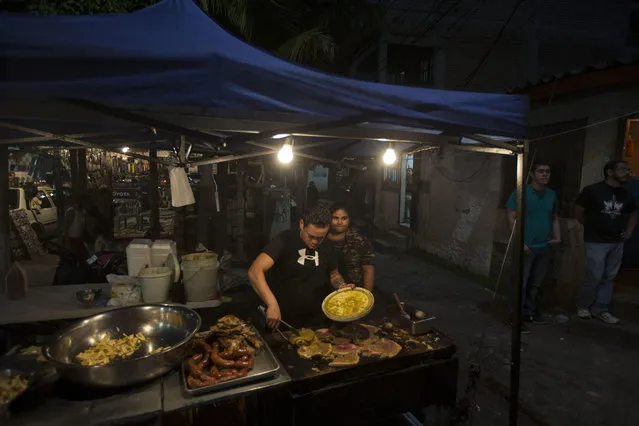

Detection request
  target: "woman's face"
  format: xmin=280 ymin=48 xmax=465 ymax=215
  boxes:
xmin=331 ymin=209 xmax=350 ymax=233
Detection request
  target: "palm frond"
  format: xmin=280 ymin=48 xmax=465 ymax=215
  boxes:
xmin=200 ymin=0 xmax=254 ymax=41
xmin=276 ymin=27 xmax=338 ymax=66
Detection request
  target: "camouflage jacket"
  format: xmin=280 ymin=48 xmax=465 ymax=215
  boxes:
xmin=331 ymin=228 xmax=374 ymax=286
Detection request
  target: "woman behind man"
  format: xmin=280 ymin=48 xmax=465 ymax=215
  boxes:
xmin=327 ymin=203 xmax=375 ymax=291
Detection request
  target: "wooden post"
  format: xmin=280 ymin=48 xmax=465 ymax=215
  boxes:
xmin=197 ymin=164 xmax=214 ymax=249
xmin=69 ymin=149 xmax=79 ymax=196
xmin=410 ymin=152 xmax=422 ymax=233
xmin=149 ymin=148 xmax=161 ymax=238
xmin=0 ymin=146 xmax=9 ymax=292
xmin=236 ymin=160 xmax=247 ymax=262
xmin=214 ymin=162 xmax=229 ymax=256
xmin=53 ymin=149 xmax=65 ymax=235
xmin=77 ymin=149 xmax=87 ymax=194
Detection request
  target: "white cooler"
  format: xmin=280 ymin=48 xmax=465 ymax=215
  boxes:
xmin=126 ymin=239 xmax=152 ymax=277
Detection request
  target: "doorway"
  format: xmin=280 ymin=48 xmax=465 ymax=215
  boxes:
xmin=622 ymin=117 xmax=639 ymax=268
xmin=398 ymin=154 xmax=414 ymax=227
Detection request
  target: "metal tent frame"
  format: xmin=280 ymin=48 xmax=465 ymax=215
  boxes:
xmin=0 ymin=97 xmax=529 ymax=426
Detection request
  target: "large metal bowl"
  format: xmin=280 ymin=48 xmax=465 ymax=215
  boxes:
xmin=43 ymin=304 xmax=201 ymax=387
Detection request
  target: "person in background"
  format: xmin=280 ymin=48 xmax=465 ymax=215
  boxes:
xmin=574 ymin=160 xmax=637 ymax=324
xmin=306 ymin=181 xmax=318 ymax=209
xmin=327 ymin=203 xmax=375 ymax=292
xmin=63 ymin=194 xmax=88 ymax=258
xmin=506 ymin=161 xmax=560 ymax=333
xmin=248 ymin=204 xmax=353 ymax=329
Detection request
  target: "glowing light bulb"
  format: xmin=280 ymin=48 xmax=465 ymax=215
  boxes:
xmin=382 ymin=147 xmax=397 ymax=165
xmin=277 ymin=143 xmax=294 ymax=164
xmin=121 ymin=147 xmax=130 ymax=153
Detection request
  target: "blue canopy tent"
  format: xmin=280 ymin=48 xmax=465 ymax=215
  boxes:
xmin=0 ymin=0 xmax=532 ymax=422
xmin=0 ymin=0 xmax=528 ymax=158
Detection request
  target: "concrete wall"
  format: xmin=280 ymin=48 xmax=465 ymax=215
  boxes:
xmin=413 ymin=150 xmax=504 ymax=276
xmin=374 ymin=148 xmax=505 ymax=276
xmin=528 ymin=84 xmax=639 ymax=188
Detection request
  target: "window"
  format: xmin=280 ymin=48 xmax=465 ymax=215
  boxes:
xmin=387 ymin=44 xmax=434 ymax=87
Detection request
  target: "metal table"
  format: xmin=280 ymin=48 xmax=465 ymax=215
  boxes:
xmin=0 ymin=283 xmax=225 ymax=326
xmin=5 ymin=375 xmax=164 ymax=426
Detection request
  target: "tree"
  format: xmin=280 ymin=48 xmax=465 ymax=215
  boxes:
xmin=199 ymin=0 xmax=383 ymax=72
xmin=1 ymin=0 xmax=383 ymax=72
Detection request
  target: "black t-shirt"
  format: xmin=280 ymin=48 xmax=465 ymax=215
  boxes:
xmin=576 ymin=181 xmax=637 ymax=243
xmin=263 ymin=229 xmax=337 ymax=321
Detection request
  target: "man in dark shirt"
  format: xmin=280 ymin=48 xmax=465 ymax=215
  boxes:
xmin=575 ymin=160 xmax=637 ymax=324
xmin=248 ymin=204 xmax=353 ymax=328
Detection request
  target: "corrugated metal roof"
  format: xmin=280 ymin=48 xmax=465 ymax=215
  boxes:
xmin=510 ymin=52 xmax=639 ymax=93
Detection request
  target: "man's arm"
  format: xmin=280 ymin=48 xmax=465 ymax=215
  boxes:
xmin=248 ymin=253 xmax=281 ymax=328
xmin=362 ymin=265 xmax=375 ymax=292
xmin=360 ymin=237 xmax=375 ymax=292
xmin=574 ymin=188 xmax=588 ymax=225
xmin=506 ymin=208 xmax=516 ymax=230
xmin=329 ymin=270 xmax=353 ymax=289
xmin=626 ymin=210 xmax=637 ymax=240
xmin=550 ymin=213 xmax=561 ymax=244
xmin=574 ymin=205 xmax=585 ymax=225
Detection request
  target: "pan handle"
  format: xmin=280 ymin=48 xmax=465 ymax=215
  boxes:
xmin=257 ymin=305 xmax=267 ymax=317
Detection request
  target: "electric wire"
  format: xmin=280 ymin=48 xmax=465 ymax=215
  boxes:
xmin=462 ymin=0 xmax=524 ymax=88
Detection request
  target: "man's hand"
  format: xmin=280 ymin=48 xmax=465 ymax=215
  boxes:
xmin=266 ymin=302 xmax=281 ymax=329
xmin=548 ymin=238 xmax=561 ymax=245
xmin=622 ymin=231 xmax=633 ymax=241
xmin=524 ymin=244 xmax=531 ymax=255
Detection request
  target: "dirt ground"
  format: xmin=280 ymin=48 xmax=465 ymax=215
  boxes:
xmin=374 ymin=251 xmax=639 ymax=426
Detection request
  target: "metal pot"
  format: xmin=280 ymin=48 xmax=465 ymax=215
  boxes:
xmin=44 ymin=304 xmax=201 ymax=387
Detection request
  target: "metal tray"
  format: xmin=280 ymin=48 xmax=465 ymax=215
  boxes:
xmin=181 ymin=327 xmax=281 ymax=397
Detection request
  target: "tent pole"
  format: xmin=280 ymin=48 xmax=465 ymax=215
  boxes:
xmin=509 ymin=139 xmax=528 ymax=426
xmin=0 ymin=145 xmax=9 ymax=292
xmin=460 ymin=133 xmax=518 ymax=152
xmin=0 ymin=121 xmax=166 ymax=164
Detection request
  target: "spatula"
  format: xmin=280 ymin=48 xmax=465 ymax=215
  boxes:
xmin=393 ymin=293 xmax=411 ymax=320
xmin=257 ymin=305 xmax=300 ymax=335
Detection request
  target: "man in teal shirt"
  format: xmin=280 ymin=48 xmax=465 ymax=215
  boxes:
xmin=506 ymin=162 xmax=561 ymax=333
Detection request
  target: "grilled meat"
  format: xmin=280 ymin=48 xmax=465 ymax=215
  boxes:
xmin=297 ymin=341 xmax=333 ymax=360
xmin=185 ymin=315 xmax=261 ymax=389
xmin=333 ymin=343 xmax=360 ymax=355
xmin=358 ymin=324 xmax=380 ymax=334
xmin=290 ymin=328 xmax=316 ymax=347
xmin=360 ymin=339 xmax=402 ymax=359
xmin=315 ymin=328 xmax=334 ymax=343
xmin=329 ymin=350 xmax=360 ymax=367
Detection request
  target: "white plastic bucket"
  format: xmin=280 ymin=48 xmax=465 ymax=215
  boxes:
xmin=139 ymin=266 xmax=173 ymax=303
xmin=181 ymin=252 xmax=217 ymax=268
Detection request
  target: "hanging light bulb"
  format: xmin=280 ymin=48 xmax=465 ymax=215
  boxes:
xmin=277 ymin=142 xmax=294 ymax=164
xmin=121 ymin=147 xmax=130 ymax=153
xmin=382 ymin=146 xmax=397 ymax=165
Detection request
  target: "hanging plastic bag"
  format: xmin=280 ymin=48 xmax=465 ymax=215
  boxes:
xmin=169 ymin=167 xmax=195 ymax=207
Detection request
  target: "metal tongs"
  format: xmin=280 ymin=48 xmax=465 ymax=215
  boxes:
xmin=257 ymin=305 xmax=300 ymax=344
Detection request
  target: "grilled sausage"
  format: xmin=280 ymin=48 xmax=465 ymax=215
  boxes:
xmin=210 ymin=343 xmax=236 ymax=368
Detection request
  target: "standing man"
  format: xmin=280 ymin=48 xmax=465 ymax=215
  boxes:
xmin=327 ymin=203 xmax=375 ymax=292
xmin=507 ymin=161 xmax=561 ymax=332
xmin=575 ymin=160 xmax=637 ymax=324
xmin=248 ymin=204 xmax=353 ymax=329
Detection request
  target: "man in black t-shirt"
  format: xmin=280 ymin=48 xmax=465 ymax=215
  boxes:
xmin=248 ymin=204 xmax=353 ymax=328
xmin=575 ymin=160 xmax=638 ymax=324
